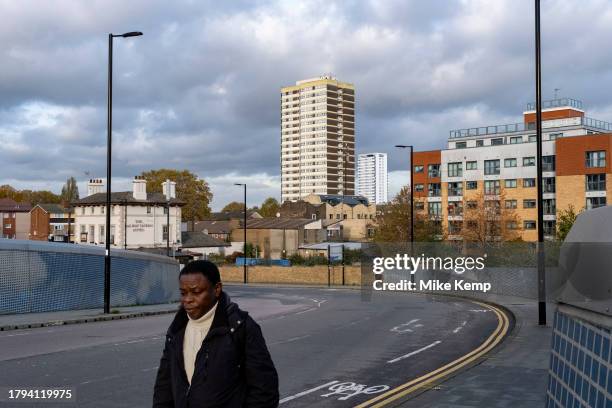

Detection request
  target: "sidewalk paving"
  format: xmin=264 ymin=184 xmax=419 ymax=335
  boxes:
xmin=398 ymin=297 xmax=553 ymax=408
xmin=0 ymin=302 xmax=181 ymax=331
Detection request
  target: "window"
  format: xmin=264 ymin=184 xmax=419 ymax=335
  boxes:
xmin=543 ymin=221 xmax=556 ymax=236
xmin=101 ymin=206 xmax=105 ymax=214
xmin=586 ymin=197 xmax=607 ymax=210
xmin=99 ymin=225 xmax=105 ymax=244
xmin=90 ymin=207 xmax=94 ymax=215
xmin=510 ymin=136 xmax=522 ymax=144
xmin=466 ymin=201 xmax=478 ymax=209
xmin=163 ymin=225 xmax=169 ymax=241
xmin=428 ymin=164 xmax=440 ymax=178
xmin=523 ymin=178 xmax=536 ymax=187
xmin=147 ymin=206 xmax=152 ymax=214
xmin=484 ymin=180 xmax=500 ymax=195
xmin=415 ymin=202 xmax=425 ymax=210
xmin=528 ymin=135 xmax=537 ymax=143
xmin=504 ymin=179 xmax=517 ymax=188
xmin=586 ymin=174 xmax=606 ymax=191
xmin=110 ymin=225 xmax=115 ymax=244
xmin=428 ymin=183 xmax=441 ymax=197
xmin=543 ymin=199 xmax=556 ymax=215
xmin=542 ymin=155 xmax=556 ymax=171
xmin=549 ymin=133 xmax=562 ymax=140
xmin=586 ymin=151 xmax=606 ymax=168
xmin=163 ymin=206 xmax=169 ymax=215
xmin=448 ymin=202 xmax=463 ymax=216
xmin=484 ymin=159 xmax=500 ymax=175
xmin=466 ymin=181 xmax=478 ymax=190
xmin=476 ymin=140 xmax=484 ymax=147
xmin=428 ymin=202 xmax=442 ymax=217
xmin=543 ymin=177 xmax=555 ymax=193
xmin=506 ymin=221 xmax=518 ymax=230
xmin=466 ymin=161 xmax=477 ymax=170
xmin=456 ymin=142 xmax=467 ymax=149
xmin=89 ymin=225 xmax=95 ymax=243
xmin=448 ymin=221 xmax=462 ymax=234
xmin=491 ymin=138 xmax=504 ymax=146
xmin=415 ymin=184 xmax=424 ymax=192
xmin=504 ymin=158 xmax=517 ymax=168
xmin=523 ymin=157 xmax=536 ymax=166
xmin=485 ymin=200 xmax=501 ymax=215
xmin=448 ymin=162 xmax=463 ymax=177
xmin=448 ymin=182 xmax=463 ymax=196
xmin=414 ymin=165 xmax=424 ymax=173
xmin=524 ymin=221 xmax=536 ymax=230
xmin=523 ymin=199 xmax=536 ymax=209
xmin=505 ymin=200 xmax=517 ymax=209
xmin=329 ymin=214 xmax=333 ymax=219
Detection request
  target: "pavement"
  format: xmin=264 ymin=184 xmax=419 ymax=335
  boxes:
xmin=397 ymin=297 xmax=553 ymax=408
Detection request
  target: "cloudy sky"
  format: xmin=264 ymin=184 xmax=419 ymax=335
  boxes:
xmin=2 ymin=0 xmax=612 ymax=210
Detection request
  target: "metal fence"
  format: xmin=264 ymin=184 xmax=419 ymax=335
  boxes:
xmin=0 ymin=239 xmax=180 ymax=315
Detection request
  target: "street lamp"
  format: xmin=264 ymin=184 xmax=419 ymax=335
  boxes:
xmin=234 ymin=183 xmax=247 ymax=284
xmin=105 ymin=31 xmax=142 ymax=314
xmin=534 ymin=0 xmax=546 ymax=326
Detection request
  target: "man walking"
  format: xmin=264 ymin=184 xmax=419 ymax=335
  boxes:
xmin=153 ymin=260 xmax=279 ymax=407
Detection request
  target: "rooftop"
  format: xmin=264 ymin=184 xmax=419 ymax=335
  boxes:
xmin=245 ymin=218 xmax=317 ymax=229
xmin=0 ymin=198 xmax=32 ymax=212
xmin=74 ymin=192 xmax=184 ymax=206
xmin=181 ymin=231 xmax=230 ymax=248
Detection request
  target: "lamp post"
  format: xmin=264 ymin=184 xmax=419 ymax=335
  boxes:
xmin=395 ymin=145 xmax=414 ymax=243
xmin=234 ymin=183 xmax=247 ymax=284
xmin=105 ymin=31 xmax=142 ymax=314
xmin=534 ymin=0 xmax=546 ymax=326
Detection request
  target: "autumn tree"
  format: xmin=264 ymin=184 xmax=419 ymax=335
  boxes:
xmin=140 ymin=169 xmax=212 ymax=222
xmin=461 ymin=191 xmax=521 ymax=244
xmin=258 ymin=197 xmax=280 ymax=217
xmin=373 ymin=186 xmax=441 ymax=242
xmin=557 ymin=205 xmax=581 ymax=241
xmin=60 ymin=177 xmax=79 ymax=205
xmin=221 ymin=201 xmax=245 ymax=213
xmin=0 ymin=185 xmax=61 ymax=206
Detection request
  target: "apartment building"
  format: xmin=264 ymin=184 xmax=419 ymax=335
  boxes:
xmin=281 ymin=75 xmax=355 ymax=202
xmin=0 ymin=198 xmax=32 ymax=239
xmin=357 ymin=153 xmax=388 ymax=204
xmin=30 ymin=204 xmax=75 ymax=242
xmin=73 ymin=177 xmax=183 ymax=249
xmin=413 ymin=97 xmax=612 ymax=241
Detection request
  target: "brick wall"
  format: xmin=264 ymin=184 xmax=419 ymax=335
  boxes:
xmin=219 ymin=265 xmax=362 ymax=286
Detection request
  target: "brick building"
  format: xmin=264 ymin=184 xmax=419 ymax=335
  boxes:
xmin=30 ymin=204 xmax=75 ymax=242
xmin=0 ymin=198 xmax=32 ymax=239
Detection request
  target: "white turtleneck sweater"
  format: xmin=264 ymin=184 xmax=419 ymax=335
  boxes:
xmin=183 ymin=301 xmax=218 ymax=384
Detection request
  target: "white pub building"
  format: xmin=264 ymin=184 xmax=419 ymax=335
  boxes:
xmin=73 ymin=177 xmax=183 ymax=249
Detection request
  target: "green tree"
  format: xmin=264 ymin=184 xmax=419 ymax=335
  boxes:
xmin=373 ymin=186 xmax=441 ymax=242
xmin=222 ymin=201 xmax=244 ymax=213
xmin=140 ymin=169 xmax=212 ymax=222
xmin=557 ymin=205 xmax=581 ymax=241
xmin=60 ymin=177 xmax=80 ymax=204
xmin=259 ymin=197 xmax=280 ymax=217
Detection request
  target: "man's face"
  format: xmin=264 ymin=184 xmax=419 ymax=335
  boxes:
xmin=179 ymin=273 xmax=221 ymax=320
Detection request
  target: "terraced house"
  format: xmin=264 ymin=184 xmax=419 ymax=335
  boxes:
xmin=413 ymin=97 xmax=612 ymax=241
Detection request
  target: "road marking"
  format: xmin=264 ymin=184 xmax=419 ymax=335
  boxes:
xmin=356 ymin=301 xmax=510 ymax=407
xmin=390 ymin=319 xmax=421 ymax=334
xmin=387 ymin=341 xmax=441 ymax=364
xmin=270 ymin=334 xmax=312 ymax=346
xmin=279 ymin=380 xmax=340 ymax=404
xmin=469 ymin=309 xmax=490 ymax=313
xmin=295 ymin=308 xmax=316 ymax=315
xmin=453 ymin=321 xmax=467 ymax=334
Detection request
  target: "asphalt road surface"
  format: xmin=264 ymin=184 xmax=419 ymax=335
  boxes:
xmin=0 ymin=285 xmax=501 ymax=407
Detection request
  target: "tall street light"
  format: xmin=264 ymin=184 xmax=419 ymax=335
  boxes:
xmin=105 ymin=31 xmax=142 ymax=314
xmin=234 ymin=183 xmax=247 ymax=284
xmin=534 ymin=0 xmax=546 ymax=326
xmin=395 ymin=145 xmax=414 ymax=243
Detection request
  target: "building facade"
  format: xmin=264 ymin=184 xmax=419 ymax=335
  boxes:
xmin=73 ymin=178 xmax=183 ymax=249
xmin=281 ymin=75 xmax=355 ymax=202
xmin=0 ymin=198 xmax=32 ymax=239
xmin=413 ymin=98 xmax=612 ymax=241
xmin=357 ymin=153 xmax=388 ymax=204
xmin=30 ymin=204 xmax=74 ymax=242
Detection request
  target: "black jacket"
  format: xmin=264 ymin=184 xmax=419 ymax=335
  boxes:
xmin=153 ymin=292 xmax=279 ymax=407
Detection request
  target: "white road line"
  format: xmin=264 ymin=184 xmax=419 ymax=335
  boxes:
xmin=279 ymin=380 xmax=340 ymax=404
xmin=295 ymin=308 xmax=316 ymax=315
xmin=387 ymin=341 xmax=442 ymax=364
xmin=453 ymin=321 xmax=467 ymax=334
xmin=270 ymin=334 xmax=312 ymax=346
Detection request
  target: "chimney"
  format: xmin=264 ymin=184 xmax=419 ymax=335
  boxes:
xmin=87 ymin=179 xmax=105 ymax=197
xmin=162 ymin=179 xmax=176 ymax=200
xmin=132 ymin=176 xmax=147 ymax=200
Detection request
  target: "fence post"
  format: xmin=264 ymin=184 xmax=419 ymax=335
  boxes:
xmin=327 ymin=244 xmax=331 ymax=287
xmin=342 ymin=244 xmax=345 ymax=286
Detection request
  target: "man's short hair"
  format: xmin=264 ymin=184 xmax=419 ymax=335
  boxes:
xmin=179 ymin=260 xmax=221 ymax=285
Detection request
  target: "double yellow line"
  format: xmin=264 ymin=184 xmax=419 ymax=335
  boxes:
xmin=355 ymin=301 xmax=511 ymax=408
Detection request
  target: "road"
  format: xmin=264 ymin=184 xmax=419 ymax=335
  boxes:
xmin=0 ymin=286 xmax=505 ymax=407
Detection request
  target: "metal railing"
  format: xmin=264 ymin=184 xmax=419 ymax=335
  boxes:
xmin=526 ymin=97 xmax=583 ymax=111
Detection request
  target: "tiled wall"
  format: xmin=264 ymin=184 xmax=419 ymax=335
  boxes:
xmin=546 ymin=308 xmax=612 ymax=407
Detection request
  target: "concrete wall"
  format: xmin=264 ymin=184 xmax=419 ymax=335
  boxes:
xmin=219 ymin=265 xmax=362 ymax=286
